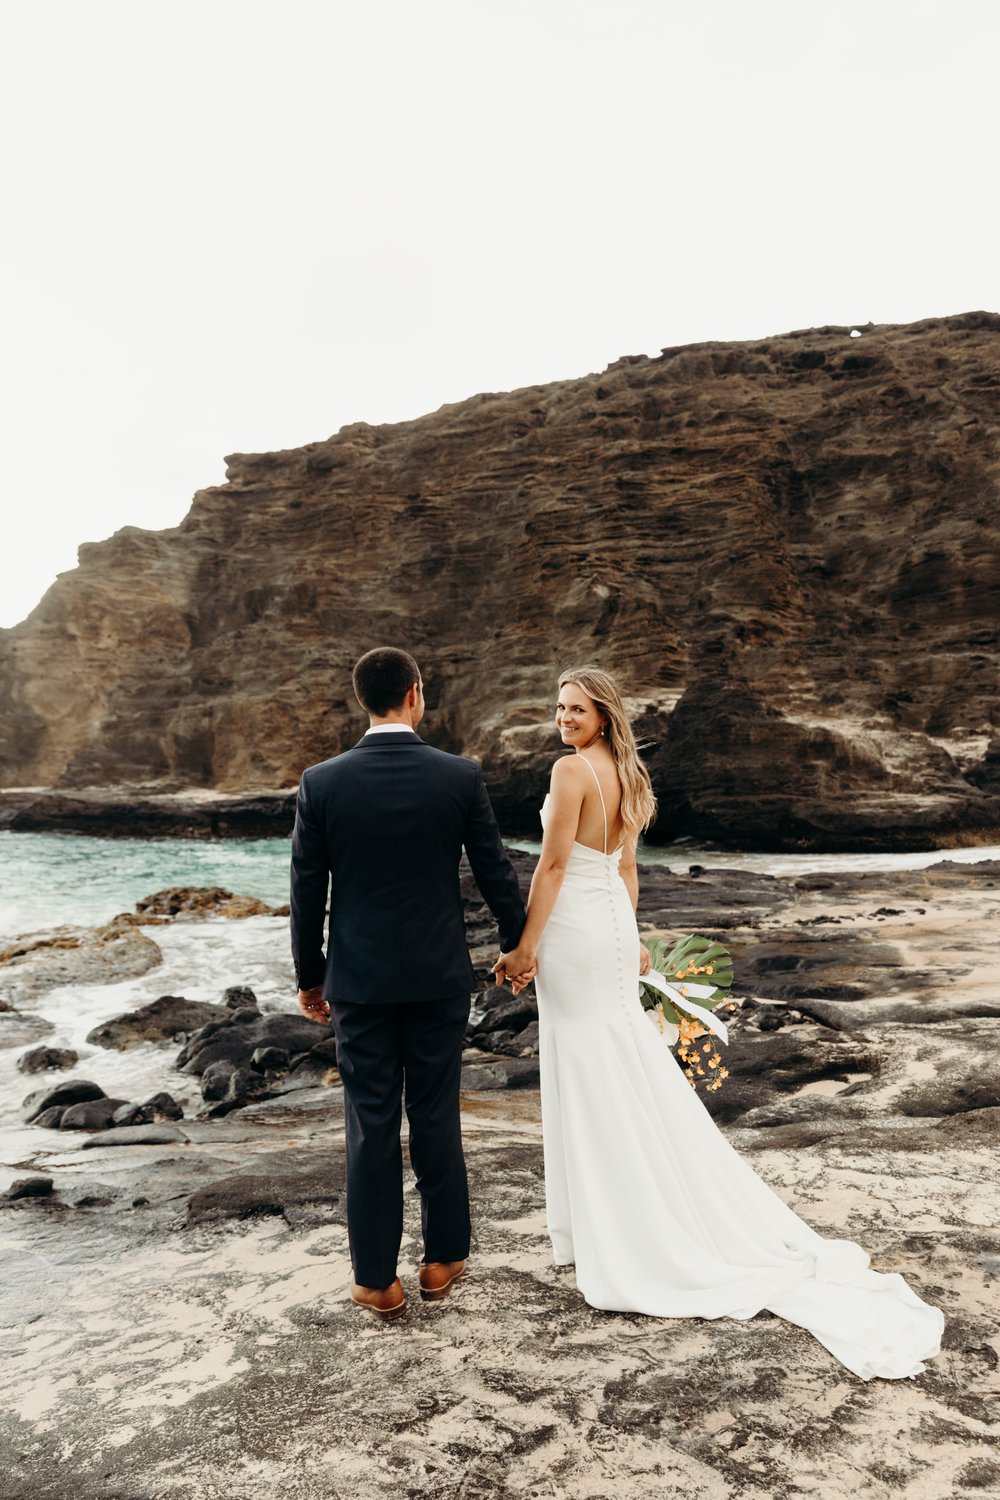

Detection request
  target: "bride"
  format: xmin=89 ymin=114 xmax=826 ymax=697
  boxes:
xmin=493 ymin=665 xmax=944 ymax=1380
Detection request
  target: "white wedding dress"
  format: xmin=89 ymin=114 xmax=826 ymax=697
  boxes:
xmin=534 ymin=769 xmax=944 ymax=1380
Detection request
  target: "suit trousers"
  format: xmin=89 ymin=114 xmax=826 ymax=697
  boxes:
xmin=331 ymin=992 xmax=472 ymax=1288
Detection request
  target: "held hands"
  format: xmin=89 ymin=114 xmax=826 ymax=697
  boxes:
xmin=298 ymin=985 xmax=330 ymax=1023
xmin=491 ymin=948 xmax=537 ymax=996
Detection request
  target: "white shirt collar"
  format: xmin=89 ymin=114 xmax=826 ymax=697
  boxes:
xmin=364 ymin=723 xmax=416 ymax=735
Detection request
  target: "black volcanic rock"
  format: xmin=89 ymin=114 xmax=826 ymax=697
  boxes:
xmin=111 ymin=1092 xmax=184 ymax=1126
xmin=3 ymin=1176 xmax=54 ymax=1201
xmin=0 ymin=789 xmax=295 ymax=839
xmin=186 ymin=1161 xmax=346 ymax=1227
xmin=60 ymin=1097 xmax=131 ymax=1130
xmin=86 ymin=995 xmax=230 ymax=1049
xmin=172 ymin=1010 xmax=339 ymax=1113
xmin=460 ymin=1056 xmax=541 ymax=1090
xmin=17 ymin=1045 xmax=80 ymax=1074
xmin=176 ymin=1012 xmax=334 ymax=1075
xmin=32 ymin=1106 xmax=67 ymax=1128
xmin=223 ymin=985 xmax=260 ymax=1009
xmin=21 ymin=1079 xmax=106 ymax=1123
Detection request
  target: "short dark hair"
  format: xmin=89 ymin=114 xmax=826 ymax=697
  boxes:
xmin=352 ymin=647 xmax=421 ymax=716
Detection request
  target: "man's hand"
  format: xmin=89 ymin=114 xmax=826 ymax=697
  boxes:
xmin=298 ymin=985 xmax=330 ymax=1023
xmin=491 ymin=949 xmax=537 ymax=994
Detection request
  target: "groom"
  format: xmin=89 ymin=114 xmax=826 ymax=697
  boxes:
xmin=290 ymin=646 xmax=529 ymax=1318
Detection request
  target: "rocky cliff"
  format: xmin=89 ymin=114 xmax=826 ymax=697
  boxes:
xmin=2 ymin=312 xmax=1000 ymax=847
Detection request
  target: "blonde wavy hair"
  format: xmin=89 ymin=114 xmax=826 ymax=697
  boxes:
xmin=558 ymin=665 xmax=658 ymax=841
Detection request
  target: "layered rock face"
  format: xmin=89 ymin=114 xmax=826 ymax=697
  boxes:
xmin=2 ymin=312 xmax=999 ymax=847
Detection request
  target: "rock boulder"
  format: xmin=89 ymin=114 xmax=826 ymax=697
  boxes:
xmin=135 ymin=889 xmax=279 ymax=919
xmin=0 ymin=919 xmax=162 ymax=1006
xmin=21 ymin=1079 xmax=107 ymax=1124
xmin=60 ymin=1097 xmax=131 ymax=1130
xmin=86 ymin=995 xmax=229 ymax=1049
xmin=176 ymin=1011 xmax=335 ymax=1077
xmin=16 ymin=1045 xmax=80 ymax=1074
xmin=2 ymin=1176 xmax=55 ymax=1201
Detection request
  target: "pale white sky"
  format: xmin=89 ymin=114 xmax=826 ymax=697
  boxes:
xmin=1 ymin=0 xmax=996 ymax=626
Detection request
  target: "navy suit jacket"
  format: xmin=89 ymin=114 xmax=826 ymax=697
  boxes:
xmin=289 ymin=730 xmax=526 ymax=1005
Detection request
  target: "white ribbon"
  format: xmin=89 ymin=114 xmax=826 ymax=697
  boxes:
xmin=640 ymin=969 xmax=729 ymax=1046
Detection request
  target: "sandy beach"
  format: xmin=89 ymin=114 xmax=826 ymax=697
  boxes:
xmin=3 ymin=856 xmax=999 ymax=1498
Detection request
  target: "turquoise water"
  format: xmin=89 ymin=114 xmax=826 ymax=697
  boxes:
xmin=0 ymin=831 xmax=294 ymax=941
xmin=3 ymin=829 xmax=999 ymax=944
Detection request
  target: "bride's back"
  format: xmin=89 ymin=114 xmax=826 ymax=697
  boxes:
xmin=571 ymin=750 xmax=624 ymax=852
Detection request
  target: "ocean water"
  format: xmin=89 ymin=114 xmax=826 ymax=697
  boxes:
xmin=0 ymin=912 xmax=295 ymax=1186
xmin=3 ymin=829 xmax=999 ymax=945
xmin=0 ymin=832 xmax=294 ymax=942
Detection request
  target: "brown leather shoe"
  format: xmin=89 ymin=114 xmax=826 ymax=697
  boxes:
xmin=350 ymin=1277 xmax=406 ymax=1320
xmin=418 ymin=1260 xmax=466 ymax=1301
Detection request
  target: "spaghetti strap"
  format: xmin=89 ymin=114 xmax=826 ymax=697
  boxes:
xmin=579 ymin=755 xmax=608 ymax=855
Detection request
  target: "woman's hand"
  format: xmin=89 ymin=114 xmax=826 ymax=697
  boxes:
xmin=639 ymin=943 xmax=652 ymax=977
xmin=510 ymin=962 xmax=536 ymax=997
xmin=491 ymin=948 xmax=537 ymax=990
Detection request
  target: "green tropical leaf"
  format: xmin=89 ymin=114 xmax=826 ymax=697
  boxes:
xmin=639 ymin=933 xmax=734 ymax=1013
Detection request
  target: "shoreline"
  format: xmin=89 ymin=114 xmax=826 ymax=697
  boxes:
xmin=4 ymin=785 xmax=1000 ymax=856
xmin=0 ymin=787 xmax=298 ymax=841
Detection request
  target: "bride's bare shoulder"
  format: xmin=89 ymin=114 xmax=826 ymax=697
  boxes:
xmin=549 ymin=754 xmax=587 ymax=786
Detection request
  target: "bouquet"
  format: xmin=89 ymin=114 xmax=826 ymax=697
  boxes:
xmin=639 ymin=935 xmax=736 ymax=1093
